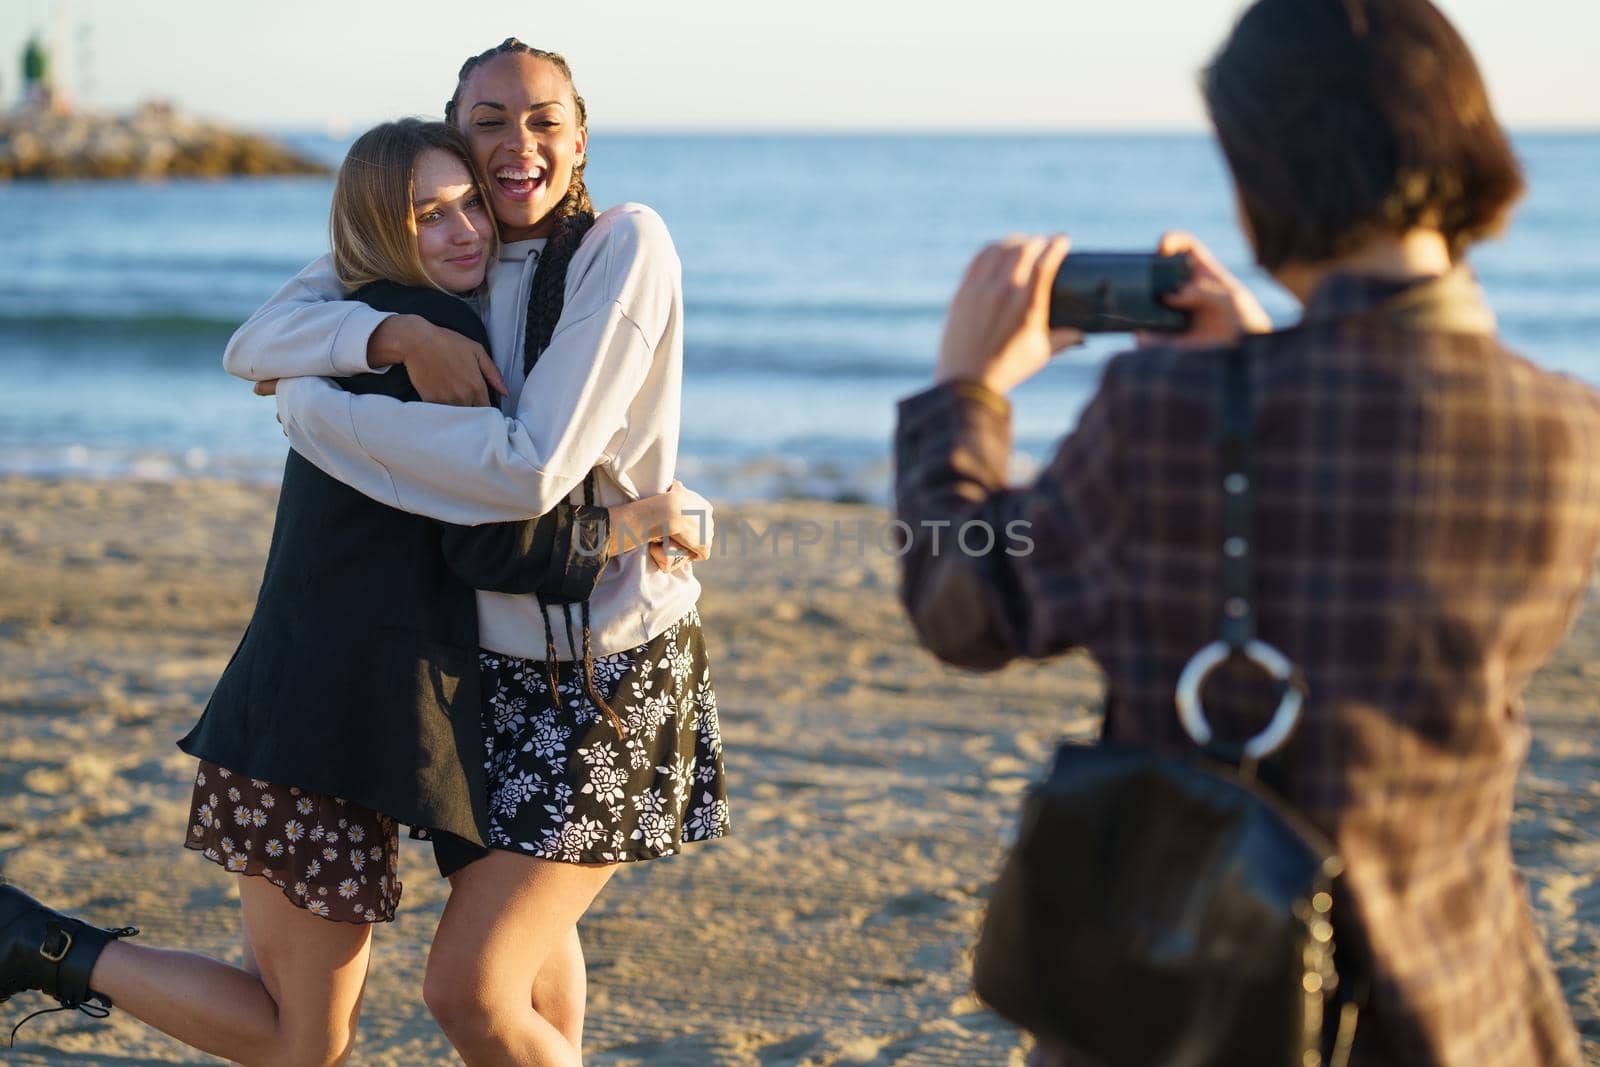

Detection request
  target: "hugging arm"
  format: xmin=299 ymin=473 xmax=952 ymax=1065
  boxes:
xmin=893 ymin=369 xmax=1126 ymax=671
xmin=441 ymin=505 xmax=613 ymax=600
xmin=330 ymin=366 xmax=619 ymax=598
xmin=440 ymin=481 xmax=713 ymax=596
xmin=225 ymin=257 xmax=502 ymax=406
xmin=223 ymin=256 xmax=390 ymax=381
xmin=275 ymin=211 xmax=680 ymax=523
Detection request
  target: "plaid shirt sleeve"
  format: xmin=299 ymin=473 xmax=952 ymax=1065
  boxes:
xmin=894 ymin=367 xmax=1126 ymax=671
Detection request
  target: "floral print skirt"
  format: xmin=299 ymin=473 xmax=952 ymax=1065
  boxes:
xmin=183 ymin=761 xmax=402 ymax=924
xmin=432 ymin=607 xmax=728 ymax=877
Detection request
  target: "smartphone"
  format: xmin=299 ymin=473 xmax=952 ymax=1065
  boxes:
xmin=1048 ymin=252 xmax=1193 ymax=333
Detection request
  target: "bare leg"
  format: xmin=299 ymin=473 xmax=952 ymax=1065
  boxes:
xmin=240 ymin=931 xmax=261 ymax=978
xmin=88 ymin=876 xmax=373 ymax=1066
xmin=423 ymin=851 xmax=615 ymax=1067
xmin=531 ymin=926 xmax=586 ymax=1049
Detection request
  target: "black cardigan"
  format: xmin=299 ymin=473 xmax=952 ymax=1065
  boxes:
xmin=179 ymin=282 xmax=611 ymax=845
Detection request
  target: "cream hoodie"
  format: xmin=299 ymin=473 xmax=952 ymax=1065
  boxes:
xmin=223 ymin=202 xmax=702 ymax=660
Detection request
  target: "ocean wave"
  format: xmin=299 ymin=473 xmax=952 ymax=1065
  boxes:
xmin=682 ymin=340 xmax=1111 ymax=382
xmin=0 ymin=294 xmax=947 ymax=341
xmin=0 ymin=439 xmax=1071 ymax=505
xmin=0 ymin=311 xmax=1112 ymax=384
xmin=0 ymin=308 xmax=245 ymax=338
xmin=684 ymin=343 xmax=929 ymax=380
xmin=684 ymin=295 xmax=946 ymax=322
xmin=0 ymin=443 xmax=284 ymax=485
xmin=0 ymin=441 xmax=902 ymax=503
xmin=0 ymin=252 xmax=319 ymax=278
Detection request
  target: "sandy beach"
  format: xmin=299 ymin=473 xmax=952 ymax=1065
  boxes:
xmin=0 ymin=475 xmax=1595 ymax=1065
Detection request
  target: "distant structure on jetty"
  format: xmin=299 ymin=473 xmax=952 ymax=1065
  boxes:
xmin=1 ymin=32 xmax=328 ymax=180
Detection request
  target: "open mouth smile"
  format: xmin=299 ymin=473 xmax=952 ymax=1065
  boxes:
xmin=495 ymin=165 xmax=547 ymax=202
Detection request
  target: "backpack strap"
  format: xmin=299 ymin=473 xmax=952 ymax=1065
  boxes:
xmin=1174 ymin=338 xmax=1309 ymax=767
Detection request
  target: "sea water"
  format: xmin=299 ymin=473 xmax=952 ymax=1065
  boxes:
xmin=2 ymin=132 xmax=1596 ymax=500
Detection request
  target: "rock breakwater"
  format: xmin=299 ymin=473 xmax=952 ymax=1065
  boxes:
xmin=0 ymin=102 xmax=329 ymax=180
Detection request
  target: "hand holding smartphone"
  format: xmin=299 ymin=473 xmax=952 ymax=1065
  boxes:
xmin=1048 ymin=252 xmax=1194 ymax=334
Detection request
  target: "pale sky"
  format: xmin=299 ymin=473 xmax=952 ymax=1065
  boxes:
xmin=3 ymin=0 xmax=1596 ymax=132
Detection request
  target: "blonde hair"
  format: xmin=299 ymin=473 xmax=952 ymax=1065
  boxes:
xmin=329 ymin=119 xmax=498 ymax=293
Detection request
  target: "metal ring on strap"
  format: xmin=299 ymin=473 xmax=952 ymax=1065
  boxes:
xmin=1175 ymin=638 xmax=1307 ymax=760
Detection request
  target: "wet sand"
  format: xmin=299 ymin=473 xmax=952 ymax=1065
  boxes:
xmin=0 ymin=476 xmax=1595 ymax=1064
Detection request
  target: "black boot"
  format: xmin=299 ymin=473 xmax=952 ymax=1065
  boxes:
xmin=0 ymin=878 xmax=138 ymax=1026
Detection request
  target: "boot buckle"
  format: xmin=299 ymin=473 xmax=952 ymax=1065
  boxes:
xmin=39 ymin=927 xmax=73 ymax=963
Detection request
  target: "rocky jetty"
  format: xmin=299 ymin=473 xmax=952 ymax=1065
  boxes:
xmin=0 ymin=101 xmax=330 ymax=180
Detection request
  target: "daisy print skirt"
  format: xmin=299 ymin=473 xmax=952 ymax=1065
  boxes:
xmin=183 ymin=761 xmax=402 ymax=924
xmin=433 ymin=607 xmax=728 ymax=876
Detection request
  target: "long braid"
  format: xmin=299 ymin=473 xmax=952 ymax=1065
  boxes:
xmin=580 ymin=602 xmax=620 ymax=733
xmin=539 ymin=605 xmax=562 ymax=706
xmin=521 ymin=179 xmax=594 ymax=375
xmin=447 ymin=39 xmax=621 ymax=736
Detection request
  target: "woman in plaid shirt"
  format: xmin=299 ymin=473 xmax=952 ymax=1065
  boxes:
xmin=896 ymin=0 xmax=1592 ymax=1063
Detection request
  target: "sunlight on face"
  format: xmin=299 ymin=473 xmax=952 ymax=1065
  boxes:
xmin=411 ymin=148 xmax=492 ymax=292
xmin=457 ymin=53 xmax=588 ymax=241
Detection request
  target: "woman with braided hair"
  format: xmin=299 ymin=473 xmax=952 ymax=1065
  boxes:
xmin=216 ymin=39 xmax=723 ymax=1064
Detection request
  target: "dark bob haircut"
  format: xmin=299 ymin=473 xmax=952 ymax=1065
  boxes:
xmin=1203 ymin=0 xmax=1524 ymax=272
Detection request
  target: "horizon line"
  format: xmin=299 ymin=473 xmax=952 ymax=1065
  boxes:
xmin=254 ymin=120 xmax=1600 ymax=138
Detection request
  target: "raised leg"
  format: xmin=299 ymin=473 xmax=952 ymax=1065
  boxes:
xmin=87 ymin=876 xmax=373 ymax=1066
